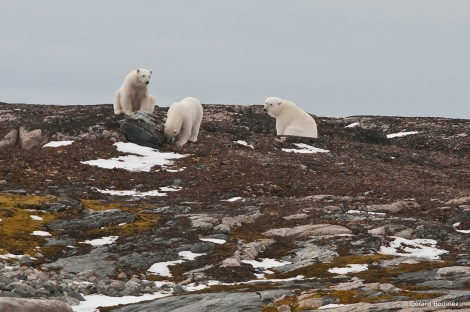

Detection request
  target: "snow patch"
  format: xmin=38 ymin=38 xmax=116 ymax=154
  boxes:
xmin=282 ymin=143 xmax=329 ymax=154
xmin=42 ymin=141 xmax=74 ymax=147
xmin=200 ymin=238 xmax=227 ymax=244
xmin=81 ymin=142 xmax=188 ymax=172
xmin=453 ymin=222 xmax=470 ymax=234
xmin=234 ymin=140 xmax=254 ymax=149
xmin=379 ymin=236 xmax=448 ymax=260
xmin=222 ymin=196 xmax=243 ymax=202
xmin=148 ymin=250 xmax=206 ymax=277
xmin=95 ymin=186 xmax=182 ymax=197
xmin=328 ymin=264 xmax=368 ymax=274
xmin=345 ymin=122 xmax=359 ymax=128
xmin=81 ymin=236 xmax=119 ymax=246
xmin=387 ymin=131 xmax=419 ymax=138
xmin=31 ymin=231 xmax=51 ymax=237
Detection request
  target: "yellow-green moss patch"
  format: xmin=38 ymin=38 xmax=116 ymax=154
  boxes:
xmin=0 ymin=194 xmax=59 ymax=256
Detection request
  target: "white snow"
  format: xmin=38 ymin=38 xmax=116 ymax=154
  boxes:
xmin=95 ymin=187 xmax=181 ymax=197
xmin=345 ymin=122 xmax=359 ymax=128
xmin=327 ymin=264 xmax=368 ymax=274
xmin=81 ymin=142 xmax=188 ymax=172
xmin=282 ymin=143 xmax=330 ymax=154
xmin=147 ymin=250 xmax=206 ymax=277
xmin=72 ymin=292 xmax=171 ymax=312
xmin=234 ymin=140 xmax=254 ymax=149
xmin=0 ymin=253 xmax=26 ymax=260
xmin=379 ymin=236 xmax=448 ymax=260
xmin=222 ymin=196 xmax=243 ymax=202
xmin=147 ymin=260 xmax=185 ymax=277
xmin=81 ymin=236 xmax=119 ymax=246
xmin=30 ymin=215 xmax=43 ymax=221
xmin=453 ymin=222 xmax=470 ymax=234
xmin=347 ymin=210 xmax=386 ymax=216
xmin=30 ymin=231 xmax=51 ymax=236
xmin=386 ymin=131 xmax=419 ymax=138
xmin=42 ymin=140 xmax=74 ymax=147
xmin=241 ymin=258 xmax=291 ymax=269
xmin=159 ymin=186 xmax=183 ymax=192
xmin=200 ymin=238 xmax=226 ymax=244
xmin=318 ymin=303 xmax=348 ymax=310
xmin=178 ymin=250 xmax=206 ymax=261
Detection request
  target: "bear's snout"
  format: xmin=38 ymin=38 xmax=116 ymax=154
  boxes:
xmin=145 ymin=81 xmax=149 ymax=85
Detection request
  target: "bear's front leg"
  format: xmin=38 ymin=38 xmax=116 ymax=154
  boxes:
xmin=120 ymin=94 xmax=134 ymax=115
xmin=176 ymin=126 xmax=191 ymax=146
xmin=139 ymin=95 xmax=155 ymax=114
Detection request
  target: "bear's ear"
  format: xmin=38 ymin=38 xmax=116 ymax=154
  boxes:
xmin=150 ymin=70 xmax=152 ymax=75
xmin=278 ymin=102 xmax=282 ymax=105
xmin=136 ymin=69 xmax=140 ymax=73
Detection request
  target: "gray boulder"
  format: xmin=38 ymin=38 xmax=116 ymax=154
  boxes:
xmin=120 ymin=111 xmax=166 ymax=148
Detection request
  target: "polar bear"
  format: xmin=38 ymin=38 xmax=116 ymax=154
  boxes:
xmin=264 ymin=96 xmax=318 ymax=138
xmin=164 ymin=97 xmax=203 ymax=146
xmin=113 ymin=68 xmax=156 ymax=115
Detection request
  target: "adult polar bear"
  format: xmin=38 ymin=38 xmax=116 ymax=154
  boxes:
xmin=164 ymin=97 xmax=203 ymax=146
xmin=113 ymin=68 xmax=156 ymax=115
xmin=264 ymin=96 xmax=318 ymax=138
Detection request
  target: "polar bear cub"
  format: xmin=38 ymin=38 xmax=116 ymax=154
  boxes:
xmin=164 ymin=97 xmax=203 ymax=146
xmin=113 ymin=68 xmax=156 ymax=115
xmin=264 ymin=96 xmax=318 ymax=138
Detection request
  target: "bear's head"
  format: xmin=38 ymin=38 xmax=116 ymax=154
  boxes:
xmin=135 ymin=68 xmax=153 ymax=85
xmin=264 ymin=96 xmax=283 ymax=117
xmin=164 ymin=126 xmax=179 ymax=142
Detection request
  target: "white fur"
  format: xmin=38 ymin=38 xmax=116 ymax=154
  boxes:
xmin=113 ymin=68 xmax=156 ymax=115
xmin=264 ymin=96 xmax=318 ymax=138
xmin=164 ymin=97 xmax=203 ymax=146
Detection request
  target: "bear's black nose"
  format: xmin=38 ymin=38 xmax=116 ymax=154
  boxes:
xmin=263 ymin=108 xmax=267 ymax=112
xmin=146 ymin=81 xmax=149 ymax=85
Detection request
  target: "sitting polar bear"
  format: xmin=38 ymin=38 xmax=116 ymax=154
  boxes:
xmin=113 ymin=68 xmax=156 ymax=115
xmin=264 ymin=96 xmax=318 ymax=138
xmin=164 ymin=97 xmax=203 ymax=146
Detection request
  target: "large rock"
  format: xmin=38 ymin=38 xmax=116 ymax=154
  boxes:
xmin=19 ymin=127 xmax=48 ymax=149
xmin=0 ymin=298 xmax=73 ymax=312
xmin=46 ymin=209 xmax=137 ymax=231
xmin=0 ymin=129 xmax=18 ymax=147
xmin=120 ymin=111 xmax=165 ymax=148
xmin=109 ymin=291 xmax=269 ymax=312
xmin=263 ymin=224 xmax=352 ymax=238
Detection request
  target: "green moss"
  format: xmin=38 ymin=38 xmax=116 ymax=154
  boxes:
xmin=0 ymin=194 xmax=59 ymax=257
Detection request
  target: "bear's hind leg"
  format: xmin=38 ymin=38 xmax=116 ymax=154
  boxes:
xmin=188 ymin=119 xmax=202 ymax=142
xmin=113 ymin=90 xmax=123 ymax=114
xmin=283 ymin=125 xmax=305 ymax=137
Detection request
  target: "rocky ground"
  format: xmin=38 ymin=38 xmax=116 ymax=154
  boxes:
xmin=1 ymin=102 xmax=470 ymax=311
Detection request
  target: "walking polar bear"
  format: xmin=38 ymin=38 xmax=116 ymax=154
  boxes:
xmin=264 ymin=96 xmax=318 ymax=138
xmin=164 ymin=97 xmax=203 ymax=146
xmin=113 ymin=68 xmax=156 ymax=115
